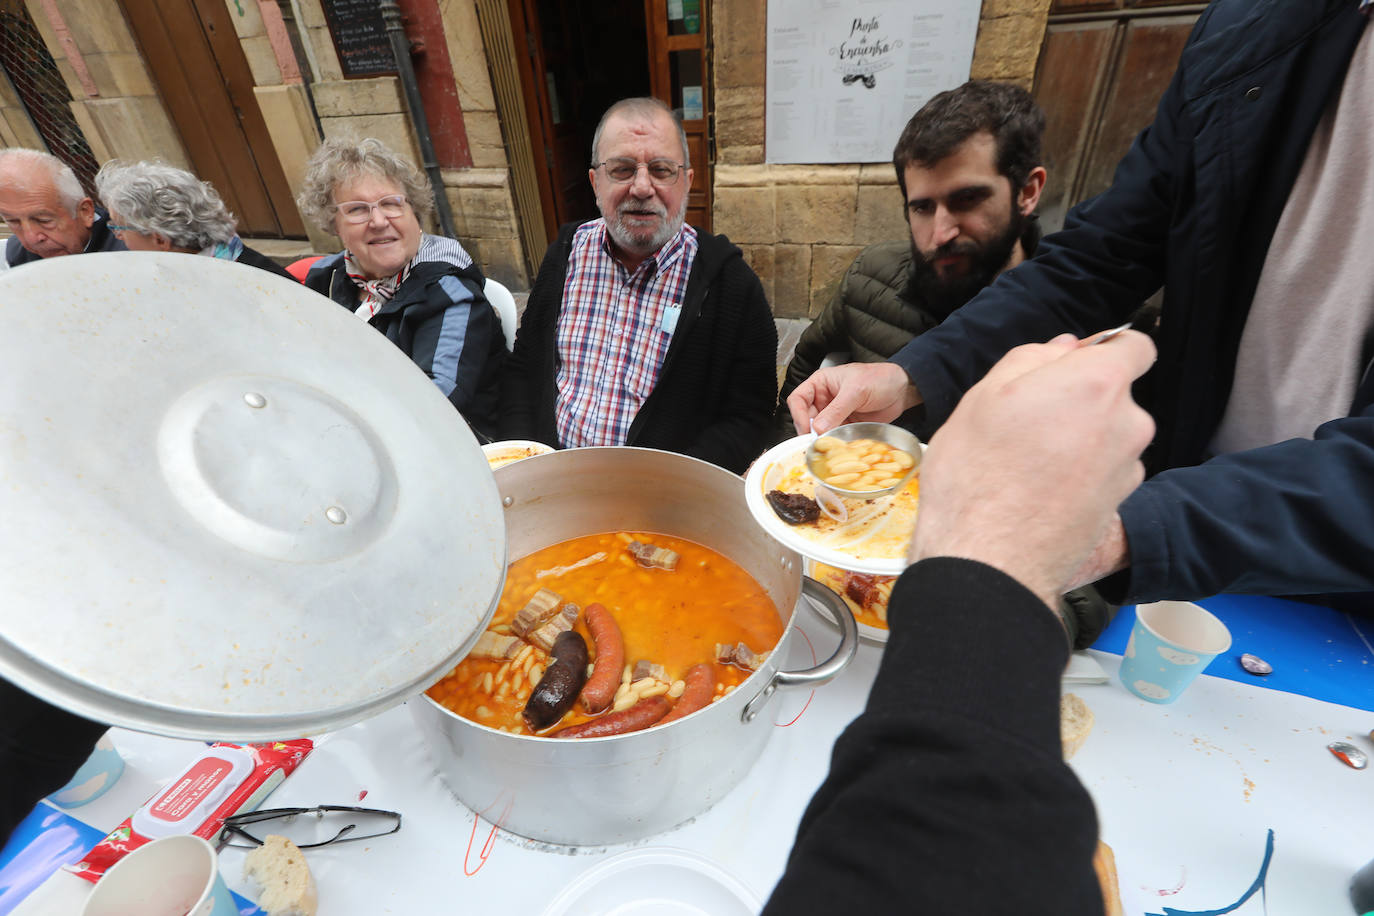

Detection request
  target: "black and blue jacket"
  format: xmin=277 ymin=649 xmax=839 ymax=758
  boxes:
xmin=305 ymin=233 xmax=506 ymax=440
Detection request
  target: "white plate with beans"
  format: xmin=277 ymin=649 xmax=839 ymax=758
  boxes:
xmin=744 ymin=430 xmax=924 ymax=577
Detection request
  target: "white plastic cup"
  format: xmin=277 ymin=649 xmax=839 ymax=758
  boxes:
xmin=1118 ymin=600 xmax=1232 ymax=704
xmin=82 ymin=834 xmax=237 ymax=916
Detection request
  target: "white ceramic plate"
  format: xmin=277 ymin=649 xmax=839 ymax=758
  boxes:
xmin=540 ymin=848 xmax=762 ymax=916
xmin=745 ymin=433 xmax=921 ymax=576
xmin=803 ymin=558 xmax=891 ymax=646
xmin=482 ymin=439 xmax=556 ymax=469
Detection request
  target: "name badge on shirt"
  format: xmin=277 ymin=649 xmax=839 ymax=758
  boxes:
xmin=660 ymin=304 xmax=681 ymax=335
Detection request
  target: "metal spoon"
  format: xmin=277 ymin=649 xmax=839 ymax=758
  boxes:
xmin=1086 ymin=322 xmax=1134 ymax=346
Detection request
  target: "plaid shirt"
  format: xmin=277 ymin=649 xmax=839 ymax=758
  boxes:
xmin=555 ymin=220 xmax=698 ymax=447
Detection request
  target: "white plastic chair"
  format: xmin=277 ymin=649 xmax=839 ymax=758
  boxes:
xmin=484 ymin=278 xmax=518 ymax=352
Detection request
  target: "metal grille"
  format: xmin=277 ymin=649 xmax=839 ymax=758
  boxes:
xmin=0 ymin=0 xmax=100 ymax=197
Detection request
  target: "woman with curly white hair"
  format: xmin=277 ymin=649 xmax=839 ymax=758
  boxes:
xmin=297 ymin=136 xmax=505 ymax=438
xmin=94 ymin=160 xmax=292 ymax=278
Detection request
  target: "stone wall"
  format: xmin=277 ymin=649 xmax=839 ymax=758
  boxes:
xmin=16 ymin=0 xmax=189 ymax=168
xmin=712 ymin=0 xmax=1052 ymax=318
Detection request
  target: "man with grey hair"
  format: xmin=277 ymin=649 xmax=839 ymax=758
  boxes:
xmin=0 ymin=148 xmax=124 ymax=266
xmin=500 ymin=97 xmax=777 ymax=475
xmin=95 ymin=160 xmax=292 ymax=279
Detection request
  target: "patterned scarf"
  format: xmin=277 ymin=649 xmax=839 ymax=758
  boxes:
xmin=200 ymin=234 xmax=245 ymax=262
xmin=344 ymin=249 xmax=413 ymax=319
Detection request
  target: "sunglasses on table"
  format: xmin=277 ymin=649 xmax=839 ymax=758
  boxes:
xmin=220 ymin=805 xmax=402 ymax=848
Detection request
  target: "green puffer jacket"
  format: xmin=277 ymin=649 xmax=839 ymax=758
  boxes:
xmin=778 ymin=240 xmax=932 ymax=407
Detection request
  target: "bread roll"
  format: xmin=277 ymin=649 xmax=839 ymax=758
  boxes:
xmin=1060 ymin=692 xmax=1095 ymax=759
xmin=243 ymin=834 xmax=318 ymax=916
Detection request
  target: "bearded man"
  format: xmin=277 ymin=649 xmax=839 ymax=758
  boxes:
xmin=777 ymin=81 xmax=1047 ymax=415
xmin=499 ymin=96 xmax=777 ymax=474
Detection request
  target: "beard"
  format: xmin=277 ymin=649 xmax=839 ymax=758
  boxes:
xmin=604 ymin=192 xmax=688 ymax=258
xmin=905 ymin=202 xmax=1026 ymax=320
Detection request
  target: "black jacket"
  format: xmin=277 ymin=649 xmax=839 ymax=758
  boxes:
xmin=499 ymin=222 xmax=778 ymax=475
xmin=4 ymin=207 xmax=125 ymax=265
xmin=765 ymin=558 xmax=1102 ymax=914
xmin=304 ymin=236 xmax=505 ymax=439
xmin=236 ymin=244 xmax=294 ymax=280
xmin=891 ymin=0 xmax=1373 ymax=602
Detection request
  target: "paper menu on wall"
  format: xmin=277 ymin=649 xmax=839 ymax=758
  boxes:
xmin=765 ymin=0 xmax=979 ymax=164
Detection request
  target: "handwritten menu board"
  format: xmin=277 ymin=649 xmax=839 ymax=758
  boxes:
xmin=321 ymin=0 xmax=398 ymax=79
xmin=766 ymin=0 xmax=978 ymax=163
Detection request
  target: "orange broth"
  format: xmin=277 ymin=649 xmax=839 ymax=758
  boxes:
xmin=426 ymin=531 xmax=785 ymax=736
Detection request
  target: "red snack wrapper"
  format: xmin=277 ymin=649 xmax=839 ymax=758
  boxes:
xmin=68 ymin=739 xmax=313 ymax=883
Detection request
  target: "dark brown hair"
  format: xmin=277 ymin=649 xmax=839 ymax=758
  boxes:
xmin=893 ymin=81 xmax=1045 ymax=197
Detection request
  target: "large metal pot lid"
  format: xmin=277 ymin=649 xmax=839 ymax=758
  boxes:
xmin=0 ymin=252 xmax=505 ymax=740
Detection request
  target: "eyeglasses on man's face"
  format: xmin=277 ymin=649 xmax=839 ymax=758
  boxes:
xmin=594 ymin=158 xmax=685 ymax=187
xmin=219 ymin=805 xmax=402 ymax=848
xmin=333 ymin=195 xmax=409 ymax=224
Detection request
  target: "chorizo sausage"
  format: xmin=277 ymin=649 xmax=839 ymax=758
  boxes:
xmin=656 ymin=664 xmax=713 ymax=726
xmin=579 ymin=602 xmax=625 ymax=714
xmin=522 ymin=631 xmax=589 ymax=732
xmin=552 ymin=696 xmax=672 ymax=739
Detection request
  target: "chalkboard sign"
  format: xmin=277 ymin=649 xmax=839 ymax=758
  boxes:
xmin=321 ymin=0 xmax=398 ymax=79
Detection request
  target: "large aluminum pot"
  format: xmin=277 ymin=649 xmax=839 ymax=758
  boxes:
xmin=412 ymin=446 xmax=858 ymax=846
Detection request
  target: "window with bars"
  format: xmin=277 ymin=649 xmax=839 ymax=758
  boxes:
xmin=0 ymin=0 xmax=100 ymax=197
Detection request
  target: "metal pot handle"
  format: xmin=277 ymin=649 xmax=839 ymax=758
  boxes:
xmin=741 ymin=576 xmax=860 ymax=723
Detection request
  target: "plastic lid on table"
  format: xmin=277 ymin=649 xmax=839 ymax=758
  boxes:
xmin=0 ymin=253 xmax=505 ymax=740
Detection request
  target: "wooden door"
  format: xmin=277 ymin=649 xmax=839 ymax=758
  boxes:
xmin=1033 ymin=2 xmax=1207 ymax=232
xmin=508 ymin=0 xmax=652 ymax=240
xmin=644 ymin=0 xmax=710 ymax=232
xmin=119 ymin=0 xmax=305 ymax=238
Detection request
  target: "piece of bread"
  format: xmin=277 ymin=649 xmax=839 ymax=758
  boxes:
xmin=1060 ymin=693 xmax=1095 ymax=759
xmin=1093 ymin=840 xmax=1124 ymax=916
xmin=243 ymin=834 xmax=318 ymax=916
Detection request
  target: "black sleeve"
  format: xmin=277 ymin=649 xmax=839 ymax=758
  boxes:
xmin=498 ymin=232 xmax=571 ymax=443
xmin=763 ymin=558 xmax=1104 ymax=915
xmin=679 ymin=264 xmax=779 ymax=474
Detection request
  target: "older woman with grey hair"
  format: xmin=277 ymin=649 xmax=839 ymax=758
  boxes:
xmin=297 ymin=136 xmax=504 ymax=438
xmin=94 ymin=160 xmax=291 ymax=279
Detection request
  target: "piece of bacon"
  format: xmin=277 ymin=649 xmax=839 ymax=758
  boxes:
xmin=715 ymin=641 xmax=767 ymax=672
xmin=511 ymin=588 xmax=563 ymax=639
xmin=528 ymin=603 xmax=579 ymax=653
xmin=469 ymin=631 xmax=521 ymax=660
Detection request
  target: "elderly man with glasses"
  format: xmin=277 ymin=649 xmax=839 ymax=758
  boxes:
xmin=500 ymin=97 xmax=777 ymax=475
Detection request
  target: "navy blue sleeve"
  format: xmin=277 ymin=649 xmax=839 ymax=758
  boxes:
xmin=887 ymin=26 xmax=1197 ymax=430
xmin=1117 ymin=402 xmax=1374 ymax=601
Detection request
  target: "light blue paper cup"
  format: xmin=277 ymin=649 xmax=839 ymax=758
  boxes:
xmin=1119 ymin=600 xmax=1232 ymax=704
xmin=50 ymin=732 xmax=125 ymax=808
xmin=82 ymin=835 xmax=237 ymax=916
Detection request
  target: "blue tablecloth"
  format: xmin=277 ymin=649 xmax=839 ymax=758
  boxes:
xmin=1095 ymin=595 xmax=1374 ymax=712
